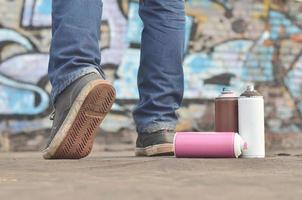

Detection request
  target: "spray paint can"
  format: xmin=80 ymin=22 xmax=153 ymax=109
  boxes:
xmin=215 ymin=88 xmax=239 ymax=133
xmin=174 ymin=132 xmax=247 ymax=158
xmin=238 ymin=85 xmax=265 ymax=158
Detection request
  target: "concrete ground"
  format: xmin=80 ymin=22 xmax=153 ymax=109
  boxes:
xmin=0 ymin=149 xmax=302 ymax=200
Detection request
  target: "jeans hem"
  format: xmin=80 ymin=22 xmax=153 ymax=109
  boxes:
xmin=50 ymin=67 xmax=104 ymax=104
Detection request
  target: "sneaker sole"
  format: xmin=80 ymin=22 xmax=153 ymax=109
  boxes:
xmin=43 ymin=80 xmax=115 ymax=159
xmin=135 ymin=144 xmax=174 ymax=157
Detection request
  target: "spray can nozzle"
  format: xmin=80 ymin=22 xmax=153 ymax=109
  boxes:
xmin=246 ymin=85 xmax=255 ymax=92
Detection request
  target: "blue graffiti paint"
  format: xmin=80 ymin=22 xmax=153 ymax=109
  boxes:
xmin=22 ymin=0 xmax=52 ymax=27
xmin=0 ymin=119 xmax=51 ymax=135
xmin=126 ymin=2 xmax=143 ymax=44
xmin=299 ymin=102 xmax=302 ymax=115
xmin=269 ymin=11 xmax=302 ymax=40
xmin=0 ymin=29 xmax=33 ymax=50
xmin=285 ymin=56 xmax=302 ymax=100
xmin=0 ymin=54 xmax=49 ymax=84
xmin=183 ymin=40 xmax=253 ymax=97
xmin=243 ymin=44 xmax=274 ymax=82
xmin=0 ymin=75 xmax=49 ymax=115
xmin=0 ymin=53 xmax=50 ymax=116
xmin=113 ymin=49 xmax=140 ymax=99
xmin=35 ymin=0 xmax=51 ymax=15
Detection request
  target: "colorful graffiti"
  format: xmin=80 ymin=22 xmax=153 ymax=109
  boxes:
xmin=0 ymin=0 xmax=302 ymax=136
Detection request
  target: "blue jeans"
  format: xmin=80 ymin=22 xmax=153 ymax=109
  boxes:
xmin=48 ymin=0 xmax=185 ymax=134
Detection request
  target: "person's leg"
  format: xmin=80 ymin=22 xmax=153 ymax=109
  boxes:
xmin=44 ymin=0 xmax=115 ymax=159
xmin=133 ymin=0 xmax=186 ymax=156
xmin=48 ymin=0 xmax=105 ymax=102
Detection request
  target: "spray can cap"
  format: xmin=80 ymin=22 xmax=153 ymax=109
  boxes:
xmin=218 ymin=87 xmax=237 ymax=98
xmin=222 ymin=87 xmax=232 ymax=93
xmin=246 ymin=84 xmax=254 ymax=92
xmin=240 ymin=84 xmax=262 ymax=97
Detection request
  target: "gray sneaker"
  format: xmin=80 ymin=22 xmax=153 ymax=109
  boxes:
xmin=43 ymin=73 xmax=115 ymax=159
xmin=135 ymin=130 xmax=175 ymax=156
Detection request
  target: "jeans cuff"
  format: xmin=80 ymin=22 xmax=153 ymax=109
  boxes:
xmin=137 ymin=122 xmax=176 ymax=134
xmin=50 ymin=67 xmax=104 ymax=104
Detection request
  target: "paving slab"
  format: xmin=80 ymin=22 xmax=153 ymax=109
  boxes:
xmin=0 ymin=150 xmax=302 ymax=200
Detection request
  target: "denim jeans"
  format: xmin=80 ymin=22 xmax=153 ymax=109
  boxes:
xmin=48 ymin=0 xmax=185 ymax=134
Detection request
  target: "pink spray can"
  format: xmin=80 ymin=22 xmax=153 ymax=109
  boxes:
xmin=174 ymin=132 xmax=247 ymax=158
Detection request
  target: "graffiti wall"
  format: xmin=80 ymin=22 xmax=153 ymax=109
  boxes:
xmin=1 ymin=0 xmax=302 ymax=144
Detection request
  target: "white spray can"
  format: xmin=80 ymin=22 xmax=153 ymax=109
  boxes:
xmin=238 ymin=85 xmax=265 ymax=158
